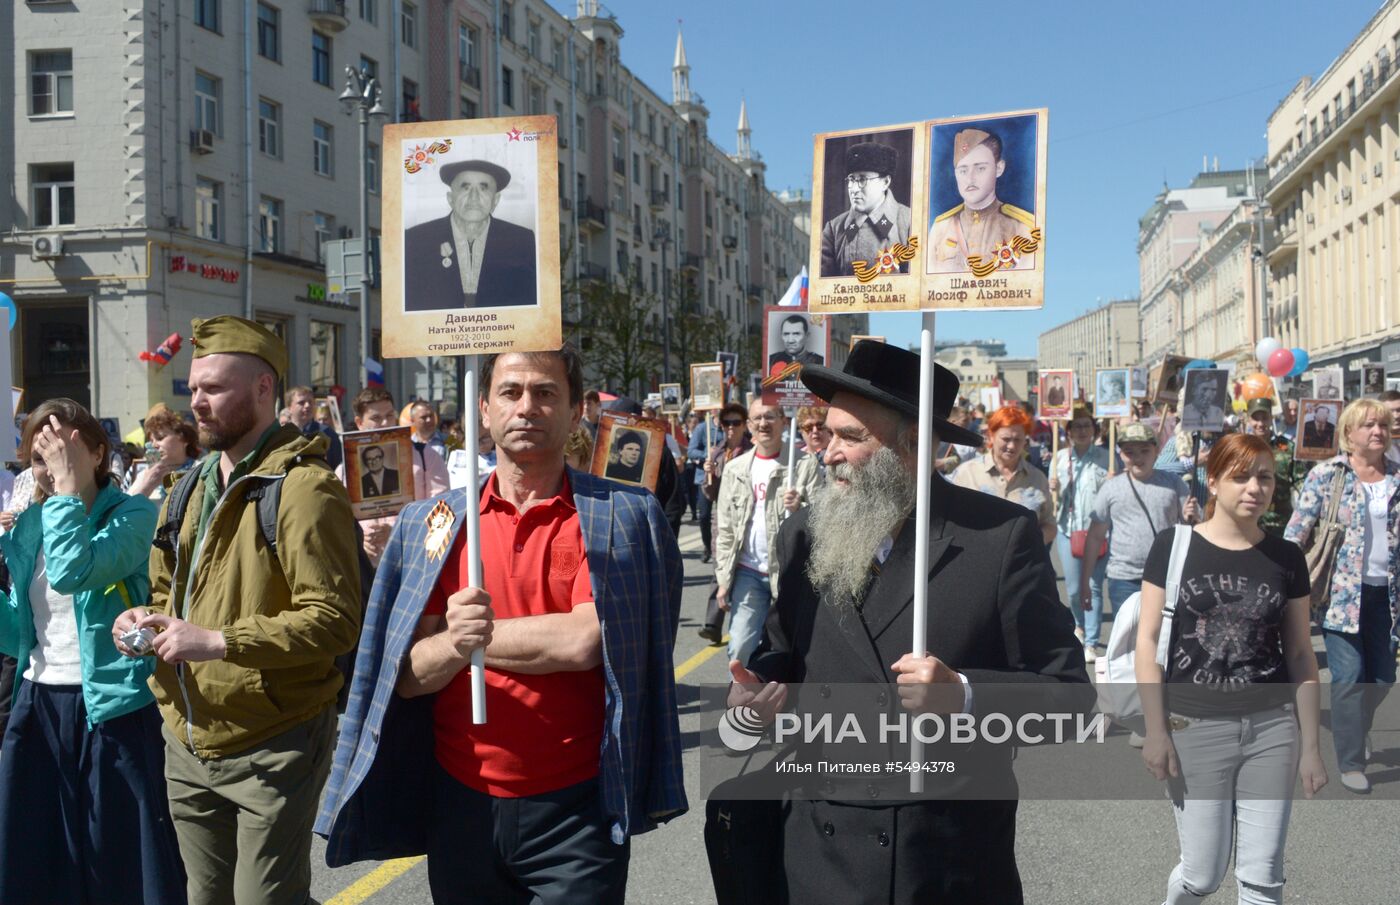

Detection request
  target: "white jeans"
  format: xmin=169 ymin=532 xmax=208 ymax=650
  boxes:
xmin=1163 ymin=705 xmax=1299 ymax=905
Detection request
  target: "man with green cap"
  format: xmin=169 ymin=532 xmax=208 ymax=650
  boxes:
xmin=111 ymin=315 xmax=362 ymax=905
xmin=1242 ymin=396 xmax=1310 ymax=537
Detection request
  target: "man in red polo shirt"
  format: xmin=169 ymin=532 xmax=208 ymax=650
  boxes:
xmin=390 ymin=348 xmax=683 ymax=904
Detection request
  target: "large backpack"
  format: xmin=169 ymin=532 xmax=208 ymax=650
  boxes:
xmin=153 ymin=456 xmax=373 ymax=711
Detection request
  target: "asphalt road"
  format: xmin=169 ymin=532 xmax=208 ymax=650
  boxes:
xmin=311 ymin=521 xmax=1396 ymax=905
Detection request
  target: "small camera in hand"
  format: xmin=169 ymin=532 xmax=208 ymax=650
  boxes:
xmin=119 ymin=626 xmax=157 ymax=656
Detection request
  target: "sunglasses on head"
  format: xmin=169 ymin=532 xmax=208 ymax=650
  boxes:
xmin=721 ymin=419 xmax=744 ymax=427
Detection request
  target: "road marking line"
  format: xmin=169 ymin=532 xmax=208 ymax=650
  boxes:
xmin=325 ymin=856 xmax=423 ymax=905
xmin=675 ymin=636 xmax=729 ymax=680
xmin=326 ymin=636 xmax=726 ymax=902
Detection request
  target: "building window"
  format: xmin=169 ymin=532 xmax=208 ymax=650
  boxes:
xmin=32 ymin=163 xmax=75 ymax=228
xmin=359 ymin=56 xmax=378 ymax=81
xmin=30 ymin=51 xmax=73 ymax=116
xmin=258 ymin=99 xmax=280 ymax=157
xmin=313 ymin=120 xmax=333 ymax=176
xmin=632 ymin=152 xmax=640 ymax=185
xmin=527 ymin=19 xmax=540 ymax=58
xmin=460 ymin=95 xmax=477 ymax=119
xmin=402 ymin=78 xmax=419 ymax=121
xmin=366 ymin=143 xmax=380 ymax=194
xmin=194 ymin=71 xmax=221 ymax=134
xmin=195 ymin=0 xmax=219 ymax=32
xmin=576 ymin=115 xmax=587 ymax=153
xmin=551 ymin=38 xmax=564 ymax=74
xmin=309 ymin=320 xmax=340 ymax=392
xmin=500 ymin=1 xmax=514 ymax=42
xmin=257 ymin=3 xmax=279 ymax=61
xmin=401 ymin=2 xmax=416 ymax=48
xmin=312 ymin=32 xmax=331 ymax=86
xmin=258 ymin=196 xmax=282 ymax=253
xmin=359 ymin=0 xmax=377 ymax=25
xmin=196 ymin=177 xmax=222 ymax=241
xmin=313 ymin=212 xmax=334 ymax=262
xmin=501 ymin=67 xmax=514 ymax=108
xmin=528 ymin=82 xmax=544 ymax=115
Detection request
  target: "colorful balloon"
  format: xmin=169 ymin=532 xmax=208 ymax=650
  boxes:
xmin=1287 ymin=348 xmax=1310 ymax=378
xmin=1255 ymin=337 xmax=1282 ymax=368
xmin=1267 ymin=348 xmax=1295 ymax=378
xmin=1241 ymin=372 xmax=1274 ymax=401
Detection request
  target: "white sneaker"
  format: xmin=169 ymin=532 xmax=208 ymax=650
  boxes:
xmin=1365 ymin=733 xmax=1372 ymax=762
xmin=1083 ymin=645 xmax=1097 ymax=664
xmin=1341 ymin=771 xmax=1371 ymax=794
xmin=1128 ymin=731 xmax=1146 ymax=748
xmin=1074 ymin=626 xmax=1085 ymax=643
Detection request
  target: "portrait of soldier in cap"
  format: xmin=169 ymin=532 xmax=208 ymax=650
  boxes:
xmin=819 ymin=134 xmax=914 ymax=278
xmin=404 ymin=157 xmax=537 ymax=311
xmin=927 ymin=126 xmax=1037 ymax=274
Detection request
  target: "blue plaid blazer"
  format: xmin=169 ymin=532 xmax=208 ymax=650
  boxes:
xmin=314 ymin=468 xmax=687 ymax=863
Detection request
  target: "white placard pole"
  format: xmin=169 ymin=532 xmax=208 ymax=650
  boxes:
xmin=910 ymin=311 xmax=936 ymax=794
xmin=462 ymin=356 xmax=487 ymax=724
xmin=784 ymin=408 xmax=798 ymax=490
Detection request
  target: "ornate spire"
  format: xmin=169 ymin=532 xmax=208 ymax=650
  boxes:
xmin=672 ymin=28 xmax=691 ymax=104
xmin=736 ymin=99 xmax=752 ymax=160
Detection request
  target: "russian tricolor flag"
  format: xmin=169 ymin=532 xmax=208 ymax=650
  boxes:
xmin=364 ymin=357 xmax=385 ymax=387
xmin=777 ymin=266 xmax=808 ymax=307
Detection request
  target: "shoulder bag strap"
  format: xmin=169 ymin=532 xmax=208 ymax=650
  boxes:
xmin=1321 ymin=464 xmax=1347 ymax=529
xmin=1154 ymin=524 xmax=1192 ymax=670
xmin=1125 ymin=473 xmax=1158 ymax=536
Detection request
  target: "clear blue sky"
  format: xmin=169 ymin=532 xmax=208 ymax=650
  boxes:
xmin=550 ymin=0 xmax=1380 ymax=357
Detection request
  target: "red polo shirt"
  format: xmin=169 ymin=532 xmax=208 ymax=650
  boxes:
xmin=424 ymin=472 xmax=604 ymax=797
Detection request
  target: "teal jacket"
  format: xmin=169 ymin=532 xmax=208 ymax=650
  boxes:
xmin=0 ymin=482 xmax=158 ymax=726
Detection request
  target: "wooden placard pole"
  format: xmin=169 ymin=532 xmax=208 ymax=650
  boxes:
xmin=910 ymin=311 xmax=937 ymax=794
xmin=1050 ymin=425 xmax=1061 ymax=509
xmin=461 ymin=356 xmax=487 ymax=724
xmin=784 ymin=408 xmax=798 ymax=491
xmin=1108 ymin=420 xmax=1117 ymax=477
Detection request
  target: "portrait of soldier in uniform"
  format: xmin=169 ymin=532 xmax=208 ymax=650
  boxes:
xmin=767 ymin=314 xmax=826 ymax=374
xmin=819 ymin=137 xmax=914 ymax=278
xmin=927 ymin=127 xmax=1037 ymax=274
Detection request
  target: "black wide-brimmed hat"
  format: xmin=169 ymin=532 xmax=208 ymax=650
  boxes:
xmin=800 ymin=341 xmax=982 ymax=448
xmin=440 ymin=159 xmax=511 ymax=191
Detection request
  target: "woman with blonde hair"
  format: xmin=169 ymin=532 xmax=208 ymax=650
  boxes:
xmin=1286 ymin=397 xmax=1398 ymax=794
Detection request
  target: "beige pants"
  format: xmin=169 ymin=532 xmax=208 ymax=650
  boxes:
xmin=163 ymin=707 xmax=336 ymax=905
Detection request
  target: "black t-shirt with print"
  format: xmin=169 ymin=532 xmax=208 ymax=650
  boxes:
xmin=1143 ymin=528 xmax=1310 ymax=717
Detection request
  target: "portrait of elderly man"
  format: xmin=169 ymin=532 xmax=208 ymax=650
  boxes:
xmin=358 ymin=443 xmax=400 ymax=498
xmin=1180 ymin=369 xmax=1227 ymax=433
xmin=928 ymin=127 xmax=1036 ymax=274
xmin=768 ymin=313 xmax=825 ymax=374
xmin=726 ymin=340 xmax=1090 ymax=904
xmin=404 ymin=158 xmax=537 ymax=311
xmin=819 ymin=140 xmax=913 ymax=278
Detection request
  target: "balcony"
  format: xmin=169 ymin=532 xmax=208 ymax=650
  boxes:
xmin=722 ymin=235 xmax=738 ymax=251
xmin=612 ymin=156 xmax=626 ymax=177
xmin=649 ymin=189 xmax=667 ymax=210
xmin=459 ymin=62 xmax=481 ymax=89
xmin=681 ymin=252 xmax=703 ymax=272
xmin=580 ymin=199 xmax=607 ymax=231
xmin=578 ymin=262 xmax=609 ymax=283
xmin=307 ymin=0 xmax=349 ymax=32
xmin=747 ymin=283 xmax=764 ymax=300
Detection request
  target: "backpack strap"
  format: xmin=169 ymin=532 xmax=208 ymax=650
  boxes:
xmin=152 ymin=465 xmax=204 ymax=554
xmin=1154 ymin=524 xmax=1193 ymax=670
xmin=244 ymin=451 xmax=327 ymax=558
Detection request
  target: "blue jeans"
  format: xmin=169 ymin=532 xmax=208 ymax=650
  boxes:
xmin=728 ymin=568 xmax=773 ymax=667
xmin=1107 ymin=578 xmax=1141 ymax=635
xmin=1056 ymin=531 xmax=1108 ymax=647
xmin=1323 ymin=584 xmax=1397 ymax=772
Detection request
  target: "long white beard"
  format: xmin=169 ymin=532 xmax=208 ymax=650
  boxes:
xmin=806 ymin=447 xmax=916 ymax=611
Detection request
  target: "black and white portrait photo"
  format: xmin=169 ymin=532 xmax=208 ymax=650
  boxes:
xmin=1180 ymin=368 xmax=1229 ymax=433
xmin=717 ymin=351 xmax=739 ymax=382
xmin=604 ymin=429 xmax=649 ymax=485
xmin=766 ymin=311 xmax=827 ymax=376
xmin=402 ymin=143 xmax=539 ymax=311
xmin=1312 ymin=366 xmax=1343 ymax=401
xmin=818 ymin=129 xmax=915 ymax=279
xmin=1361 ymin=364 xmax=1385 ymax=397
xmin=1298 ymin=399 xmax=1341 ymax=459
xmin=1093 ymin=368 xmax=1130 ymax=419
xmin=358 ymin=444 xmax=400 ymax=499
xmin=660 ymin=383 xmax=682 ymax=414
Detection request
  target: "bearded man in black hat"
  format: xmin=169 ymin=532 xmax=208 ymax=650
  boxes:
xmin=731 ymin=341 xmax=1090 ymax=905
xmin=820 ymin=141 xmax=913 ymax=278
xmin=405 ymin=159 xmax=537 ymax=310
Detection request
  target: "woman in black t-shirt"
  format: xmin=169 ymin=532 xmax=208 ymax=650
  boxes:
xmin=1134 ymin=433 xmax=1325 ymax=904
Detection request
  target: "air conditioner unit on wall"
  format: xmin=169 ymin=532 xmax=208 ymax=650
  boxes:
xmin=190 ymin=129 xmax=215 ymax=154
xmin=31 ymin=233 xmax=65 ymax=259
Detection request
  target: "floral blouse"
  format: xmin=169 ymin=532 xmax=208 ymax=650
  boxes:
xmin=1052 ymin=445 xmax=1109 ymax=535
xmin=1284 ymin=455 xmax=1400 ymax=634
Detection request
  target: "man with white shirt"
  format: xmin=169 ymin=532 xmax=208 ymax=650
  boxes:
xmin=712 ymin=400 xmax=819 ymax=666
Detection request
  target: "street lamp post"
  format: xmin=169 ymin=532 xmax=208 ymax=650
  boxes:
xmin=340 ymin=66 xmax=389 ymax=390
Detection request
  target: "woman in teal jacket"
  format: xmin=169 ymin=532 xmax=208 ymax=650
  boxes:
xmin=0 ymin=399 xmax=185 ymax=905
